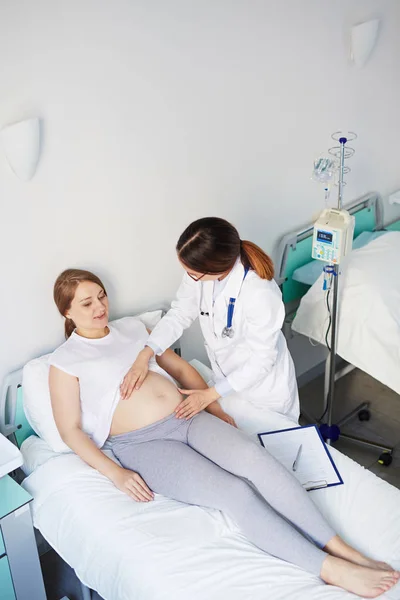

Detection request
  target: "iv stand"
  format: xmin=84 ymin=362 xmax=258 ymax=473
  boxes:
xmin=325 ymin=139 xmax=344 ymax=432
xmin=318 ymin=137 xmax=393 ymax=465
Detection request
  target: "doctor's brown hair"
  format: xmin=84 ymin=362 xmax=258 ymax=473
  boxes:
xmin=176 ymin=217 xmax=274 ymax=280
xmin=53 ymin=269 xmax=107 ymax=339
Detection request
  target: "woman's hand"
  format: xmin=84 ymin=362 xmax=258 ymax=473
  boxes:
xmin=111 ymin=467 xmax=154 ymax=502
xmin=175 ymin=387 xmax=220 ymax=420
xmin=120 ymin=346 xmax=154 ymax=399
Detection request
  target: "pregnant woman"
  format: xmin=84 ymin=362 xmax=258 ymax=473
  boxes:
xmin=48 ymin=268 xmax=399 ymax=599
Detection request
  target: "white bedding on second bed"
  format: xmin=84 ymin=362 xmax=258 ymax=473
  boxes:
xmin=292 ymin=232 xmax=400 ymax=395
xmin=21 ymin=362 xmax=400 ymax=600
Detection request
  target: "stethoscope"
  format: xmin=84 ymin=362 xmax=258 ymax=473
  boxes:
xmin=200 ymin=268 xmax=249 ymax=338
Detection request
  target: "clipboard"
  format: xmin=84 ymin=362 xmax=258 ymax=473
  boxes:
xmin=258 ymin=424 xmax=343 ymax=492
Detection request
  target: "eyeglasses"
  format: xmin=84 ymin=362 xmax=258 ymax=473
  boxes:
xmin=187 ymin=272 xmax=207 ymax=282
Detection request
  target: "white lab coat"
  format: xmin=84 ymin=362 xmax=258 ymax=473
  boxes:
xmin=148 ymin=259 xmax=299 ymax=422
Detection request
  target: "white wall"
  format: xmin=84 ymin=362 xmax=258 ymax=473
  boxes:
xmin=0 ymin=0 xmax=399 ymax=388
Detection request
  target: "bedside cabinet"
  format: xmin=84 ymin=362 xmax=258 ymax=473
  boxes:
xmin=0 ymin=475 xmax=46 ymax=599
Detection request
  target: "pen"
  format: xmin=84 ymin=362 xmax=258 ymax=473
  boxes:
xmin=292 ymin=444 xmax=303 ymax=472
xmin=306 ymin=483 xmax=328 ymax=491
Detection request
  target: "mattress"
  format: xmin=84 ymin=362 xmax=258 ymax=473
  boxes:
xmin=21 ymin=363 xmax=400 ymax=600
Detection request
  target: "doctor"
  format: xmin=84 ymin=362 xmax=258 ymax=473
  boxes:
xmin=121 ymin=217 xmax=299 ymax=423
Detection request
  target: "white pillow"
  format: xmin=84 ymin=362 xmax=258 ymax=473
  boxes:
xmin=20 ymin=434 xmax=68 ymax=474
xmin=23 ymin=352 xmax=69 ymax=453
xmin=135 ymin=309 xmax=163 ymax=330
xmin=22 ymin=311 xmax=163 ymax=453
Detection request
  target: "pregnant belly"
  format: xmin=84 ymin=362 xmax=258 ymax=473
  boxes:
xmin=110 ymin=371 xmax=182 ymax=435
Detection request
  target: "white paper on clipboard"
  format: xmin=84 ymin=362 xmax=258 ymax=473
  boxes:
xmin=258 ymin=425 xmax=343 ymax=491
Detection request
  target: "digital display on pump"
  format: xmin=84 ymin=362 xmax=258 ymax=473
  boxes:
xmin=317 ymin=230 xmax=333 ymax=243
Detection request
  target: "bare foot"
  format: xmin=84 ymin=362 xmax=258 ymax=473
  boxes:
xmin=321 ymin=555 xmax=400 ymax=598
xmin=331 ymin=549 xmax=393 ymax=571
xmin=324 ymin=536 xmax=394 ymax=571
xmin=354 ymin=557 xmax=394 ymax=572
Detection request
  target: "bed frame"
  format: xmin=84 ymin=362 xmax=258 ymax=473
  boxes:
xmin=0 ymin=369 xmax=31 ymax=447
xmin=385 ymin=216 xmax=400 ymax=232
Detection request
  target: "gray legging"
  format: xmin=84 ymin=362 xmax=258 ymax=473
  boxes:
xmin=109 ymin=411 xmax=335 ymax=575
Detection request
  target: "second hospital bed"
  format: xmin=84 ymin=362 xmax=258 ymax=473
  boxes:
xmin=276 ymin=191 xmax=400 ymax=401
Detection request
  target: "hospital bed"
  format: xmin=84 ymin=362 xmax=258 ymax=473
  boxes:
xmin=276 ymin=191 xmax=400 ymax=450
xmin=1 ymin=346 xmax=400 ymax=600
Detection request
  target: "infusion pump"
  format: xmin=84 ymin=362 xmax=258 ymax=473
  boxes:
xmin=312 ymin=208 xmax=355 ymax=264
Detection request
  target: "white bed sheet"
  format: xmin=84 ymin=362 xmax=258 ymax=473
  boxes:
xmin=21 ymin=363 xmax=400 ymax=600
xmin=292 ymin=232 xmax=400 ymax=395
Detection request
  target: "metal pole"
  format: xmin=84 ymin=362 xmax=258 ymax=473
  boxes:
xmin=327 ymin=263 xmax=339 ymax=434
xmin=325 ymin=137 xmax=346 ymax=442
xmin=338 ymin=137 xmax=346 ymax=210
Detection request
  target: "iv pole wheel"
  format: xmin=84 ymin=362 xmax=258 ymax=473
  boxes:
xmin=319 ymin=423 xmax=340 ymax=443
xmin=358 ymin=408 xmax=371 ymax=422
xmin=378 ymin=452 xmax=393 ymax=467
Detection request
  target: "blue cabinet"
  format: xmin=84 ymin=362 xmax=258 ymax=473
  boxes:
xmin=0 ymin=476 xmax=46 ymax=600
xmin=0 ymin=528 xmax=5 ymax=556
xmin=0 ymin=555 xmax=16 ymax=600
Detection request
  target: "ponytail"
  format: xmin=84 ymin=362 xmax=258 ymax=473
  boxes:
xmin=65 ymin=318 xmax=76 ymax=339
xmin=240 ymin=240 xmax=274 ymax=280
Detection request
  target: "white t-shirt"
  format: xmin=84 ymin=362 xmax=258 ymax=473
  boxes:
xmin=48 ymin=317 xmax=175 ymax=447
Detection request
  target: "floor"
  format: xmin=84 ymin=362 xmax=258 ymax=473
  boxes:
xmin=39 ymin=367 xmax=400 ymax=600
xmin=299 ymin=367 xmax=400 ymax=489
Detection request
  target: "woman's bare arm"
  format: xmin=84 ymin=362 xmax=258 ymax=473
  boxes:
xmin=49 ymin=366 xmax=153 ymax=501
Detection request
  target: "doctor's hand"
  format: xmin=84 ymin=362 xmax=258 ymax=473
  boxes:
xmin=120 ymin=346 xmax=154 ymax=399
xmin=175 ymin=387 xmax=220 ymax=420
xmin=111 ymin=467 xmax=154 ymax=502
